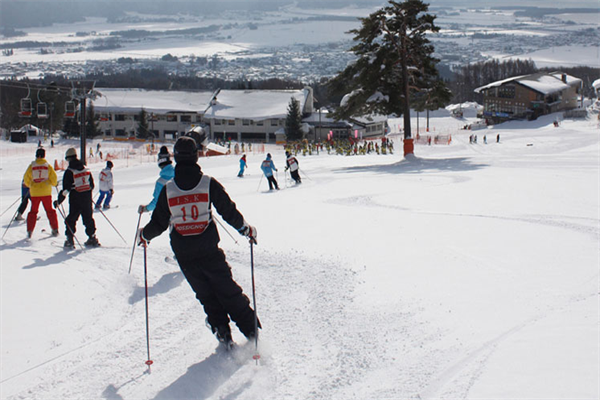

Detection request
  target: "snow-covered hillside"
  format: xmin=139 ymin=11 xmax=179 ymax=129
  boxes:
xmin=1 ymin=112 xmax=599 ymax=399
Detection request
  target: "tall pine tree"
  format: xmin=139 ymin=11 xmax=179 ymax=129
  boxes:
xmin=285 ymin=97 xmax=303 ymax=141
xmin=328 ymin=0 xmax=446 ymax=156
xmin=136 ymin=107 xmax=150 ymax=139
xmin=85 ymin=103 xmax=101 ymax=138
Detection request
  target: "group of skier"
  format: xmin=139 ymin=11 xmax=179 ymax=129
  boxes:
xmin=16 ymin=147 xmax=96 ymax=247
xmin=11 ymin=138 xmax=267 ymax=350
xmin=238 ymin=151 xmax=302 ymax=189
xmin=284 ymin=137 xmax=394 ymax=157
xmin=14 ymin=143 xmax=123 ymax=249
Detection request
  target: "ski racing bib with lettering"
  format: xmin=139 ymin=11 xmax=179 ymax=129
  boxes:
xmin=166 ymin=175 xmax=211 ymax=236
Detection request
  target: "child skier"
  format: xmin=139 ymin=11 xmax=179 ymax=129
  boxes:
xmin=96 ymin=160 xmax=114 ymax=210
xmin=15 ymin=180 xmax=31 ymax=221
xmin=138 ymin=146 xmax=174 ymax=214
xmin=260 ymin=153 xmax=279 ymax=190
xmin=54 ymin=148 xmax=100 ymax=248
xmin=238 ymin=154 xmax=247 ymax=177
xmin=285 ymin=151 xmax=301 ymax=184
xmin=138 ymin=136 xmax=260 ymax=349
xmin=22 ymin=148 xmax=59 ymax=238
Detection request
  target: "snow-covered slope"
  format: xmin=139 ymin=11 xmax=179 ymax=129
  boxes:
xmin=1 ymin=112 xmax=598 ymax=399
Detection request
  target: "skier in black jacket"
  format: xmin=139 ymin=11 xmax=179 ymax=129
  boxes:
xmin=138 ymin=136 xmax=260 ymax=348
xmin=54 ymin=147 xmax=99 ymax=248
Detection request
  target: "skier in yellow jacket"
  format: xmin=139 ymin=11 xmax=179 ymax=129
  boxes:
xmin=22 ymin=147 xmax=59 ymax=238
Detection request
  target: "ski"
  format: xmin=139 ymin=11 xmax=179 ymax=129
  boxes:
xmin=51 ymin=241 xmax=79 ymax=251
xmin=94 ymin=205 xmax=118 ymax=212
xmin=51 ymin=241 xmax=111 ymax=250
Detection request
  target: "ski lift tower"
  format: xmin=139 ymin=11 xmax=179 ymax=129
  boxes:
xmin=71 ymin=80 xmax=97 ymax=165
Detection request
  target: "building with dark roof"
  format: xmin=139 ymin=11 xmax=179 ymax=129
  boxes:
xmin=475 ymin=72 xmax=582 ymax=122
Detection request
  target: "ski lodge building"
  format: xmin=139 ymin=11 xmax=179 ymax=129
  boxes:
xmin=92 ymin=87 xmax=384 ymax=142
xmin=475 ymin=72 xmax=582 ymax=122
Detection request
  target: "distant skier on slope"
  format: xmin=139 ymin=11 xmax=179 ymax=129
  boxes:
xmin=238 ymin=154 xmax=247 ymax=177
xmin=54 ymin=148 xmax=100 ymax=248
xmin=260 ymin=153 xmax=279 ymax=190
xmin=138 ymin=146 xmax=174 ymax=214
xmin=96 ymin=160 xmax=114 ymax=210
xmin=285 ymin=151 xmax=301 ymax=184
xmin=138 ymin=136 xmax=260 ymax=349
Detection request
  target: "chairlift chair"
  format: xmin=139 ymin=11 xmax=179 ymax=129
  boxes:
xmin=37 ymin=102 xmax=48 ymax=119
xmin=64 ymin=101 xmax=76 ymax=118
xmin=19 ymin=98 xmax=32 ymax=118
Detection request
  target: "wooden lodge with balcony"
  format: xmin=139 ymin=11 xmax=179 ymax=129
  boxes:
xmin=475 ymin=72 xmax=582 ymax=123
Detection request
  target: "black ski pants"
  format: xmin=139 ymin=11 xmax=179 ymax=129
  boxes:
xmin=176 ymin=248 xmax=258 ymax=338
xmin=65 ymin=192 xmax=96 ymax=238
xmin=266 ymin=175 xmax=279 ymax=190
xmin=17 ymin=194 xmax=30 ymax=215
xmin=290 ymin=170 xmax=301 ymax=183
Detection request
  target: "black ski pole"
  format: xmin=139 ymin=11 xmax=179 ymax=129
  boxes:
xmin=53 ymin=187 xmax=84 ymax=249
xmin=214 ymin=217 xmax=239 ymax=245
xmin=92 ymin=199 xmax=127 ymax=244
xmin=128 ymin=212 xmax=142 ymax=274
xmin=1 ymin=209 xmax=19 ymax=241
xmin=256 ymin=174 xmax=263 ymax=192
xmin=1 ymin=196 xmax=21 ymax=217
xmin=143 ymin=242 xmax=154 ymax=371
xmin=249 ymin=238 xmax=260 ymax=363
xmin=55 ymin=204 xmax=84 ymax=250
xmin=299 ymin=167 xmax=312 ymax=181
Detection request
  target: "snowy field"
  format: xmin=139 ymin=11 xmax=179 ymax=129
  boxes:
xmin=1 ymin=111 xmax=599 ymax=399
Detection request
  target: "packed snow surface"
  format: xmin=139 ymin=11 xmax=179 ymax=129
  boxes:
xmin=1 ymin=112 xmax=599 ymax=399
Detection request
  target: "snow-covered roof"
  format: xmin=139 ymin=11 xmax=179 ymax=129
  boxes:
xmin=303 ymin=112 xmax=338 ymax=123
xmin=92 ymin=88 xmax=215 ymax=114
xmin=18 ymin=124 xmax=42 ymax=132
xmin=302 ymin=112 xmax=352 ymax=127
xmin=519 ymin=74 xmax=570 ymax=95
xmin=205 ymin=89 xmax=306 ymax=120
xmin=474 ymin=75 xmax=528 ymax=93
xmin=352 ymin=114 xmax=388 ymax=124
xmin=475 ymin=72 xmax=582 ymax=95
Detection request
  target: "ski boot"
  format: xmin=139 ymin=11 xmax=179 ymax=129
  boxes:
xmin=51 ymin=229 xmax=59 ymax=237
xmin=15 ymin=213 xmax=24 ymax=221
xmin=84 ymin=235 xmax=100 ymax=247
xmin=212 ymin=324 xmax=234 ymax=351
xmin=64 ymin=236 xmax=75 ymax=249
xmin=26 ymin=231 xmax=32 ymax=239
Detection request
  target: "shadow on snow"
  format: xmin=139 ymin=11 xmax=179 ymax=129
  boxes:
xmin=128 ymin=271 xmax=185 ymax=305
xmin=334 ymin=155 xmax=488 ymax=175
xmin=151 ymin=350 xmax=243 ymax=400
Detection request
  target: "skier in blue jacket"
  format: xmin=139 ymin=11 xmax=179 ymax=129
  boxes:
xmin=238 ymin=154 xmax=247 ymax=177
xmin=139 ymin=146 xmax=175 ymax=213
xmin=260 ymin=153 xmax=279 ymax=190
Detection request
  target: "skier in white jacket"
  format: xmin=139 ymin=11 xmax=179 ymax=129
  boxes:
xmin=96 ymin=160 xmax=114 ymax=210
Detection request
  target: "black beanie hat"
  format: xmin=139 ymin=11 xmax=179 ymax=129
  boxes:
xmin=106 ymin=160 xmax=114 ymax=168
xmin=157 ymin=146 xmax=171 ymax=167
xmin=174 ymin=137 xmax=198 ymax=165
xmin=35 ymin=148 xmax=45 ymax=158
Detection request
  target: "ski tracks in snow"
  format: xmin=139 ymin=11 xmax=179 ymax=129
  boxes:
xmin=220 ymin=247 xmax=447 ymax=400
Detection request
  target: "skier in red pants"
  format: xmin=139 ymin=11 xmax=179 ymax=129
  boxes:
xmin=22 ymin=148 xmax=59 ymax=238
